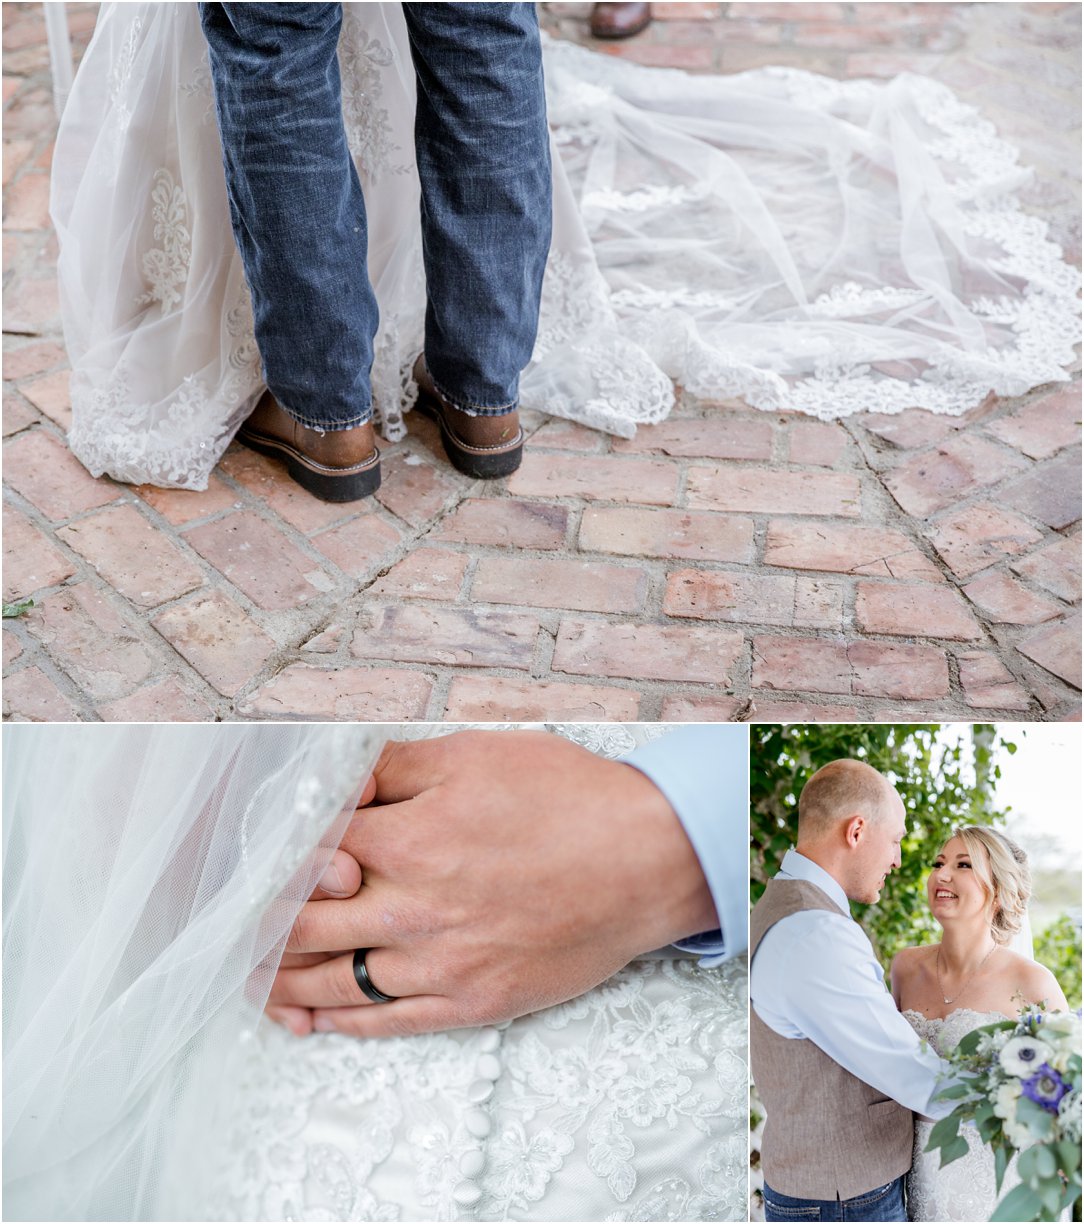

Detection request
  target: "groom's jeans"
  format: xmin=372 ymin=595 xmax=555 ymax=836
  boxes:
xmin=762 ymin=1176 xmax=906 ymax=1223
xmin=199 ymin=3 xmax=552 ymax=431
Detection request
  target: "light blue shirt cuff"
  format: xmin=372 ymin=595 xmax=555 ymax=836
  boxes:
xmin=623 ymin=726 xmax=748 ymax=967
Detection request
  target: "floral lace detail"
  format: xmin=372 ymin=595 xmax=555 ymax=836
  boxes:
xmin=339 ymin=13 xmax=413 ymax=182
xmin=902 ymin=1008 xmax=1037 ymax=1223
xmin=206 ymin=958 xmax=747 ymax=1222
xmin=105 ymin=14 xmax=142 ymax=139
xmin=138 ymin=170 xmax=192 ymax=312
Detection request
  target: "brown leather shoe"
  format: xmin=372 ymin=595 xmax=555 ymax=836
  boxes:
xmin=237 ymin=391 xmax=381 ymax=502
xmin=590 ymin=2 xmax=652 ymax=39
xmin=412 ymin=356 xmax=523 ymax=479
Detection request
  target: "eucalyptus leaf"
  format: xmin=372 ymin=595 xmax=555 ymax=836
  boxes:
xmin=990 ymin=1182 xmax=1041 ymax=1222
xmin=926 ymin=1114 xmax=962 ymax=1152
xmin=1016 ymin=1096 xmax=1056 ymax=1139
xmin=938 ymin=1135 xmax=969 ymax=1168
xmin=994 ymin=1143 xmax=1009 ymax=1194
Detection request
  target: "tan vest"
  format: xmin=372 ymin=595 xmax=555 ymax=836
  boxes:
xmin=750 ymin=878 xmax=913 ymax=1201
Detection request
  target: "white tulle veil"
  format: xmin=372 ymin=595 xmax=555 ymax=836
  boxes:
xmin=2 ymin=723 xmax=385 ymax=1221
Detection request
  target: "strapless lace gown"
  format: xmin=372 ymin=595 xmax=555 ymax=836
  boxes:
xmin=904 ymin=1008 xmax=1019 ymax=1222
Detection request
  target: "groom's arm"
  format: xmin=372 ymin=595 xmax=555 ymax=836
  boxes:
xmin=622 ymin=726 xmax=749 ymax=964
xmin=751 ymin=912 xmax=954 ymax=1118
xmin=270 ymin=728 xmax=743 ymax=1037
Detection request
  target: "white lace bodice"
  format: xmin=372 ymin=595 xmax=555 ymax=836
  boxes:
xmin=903 ymin=1008 xmax=1018 ymax=1223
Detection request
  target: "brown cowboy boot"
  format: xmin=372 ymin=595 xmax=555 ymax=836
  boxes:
xmin=412 ymin=356 xmax=524 ymax=479
xmin=238 ymin=391 xmax=381 ymax=502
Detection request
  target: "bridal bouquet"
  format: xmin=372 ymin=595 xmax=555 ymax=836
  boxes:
xmin=926 ymin=1008 xmax=1082 ymax=1222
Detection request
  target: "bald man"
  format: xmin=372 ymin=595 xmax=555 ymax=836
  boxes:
xmin=750 ymin=760 xmax=952 ymax=1224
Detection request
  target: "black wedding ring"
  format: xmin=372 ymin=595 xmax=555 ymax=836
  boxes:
xmin=352 ymin=947 xmax=398 ymax=1004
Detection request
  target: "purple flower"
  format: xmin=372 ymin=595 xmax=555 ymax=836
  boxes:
xmin=1021 ymin=1064 xmax=1070 ymax=1113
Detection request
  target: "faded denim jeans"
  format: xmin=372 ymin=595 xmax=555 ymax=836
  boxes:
xmin=199 ymin=3 xmax=552 ymax=430
xmin=762 ymin=1176 xmax=907 ymax=1223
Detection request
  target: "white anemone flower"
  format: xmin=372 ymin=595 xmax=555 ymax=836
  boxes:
xmin=999 ymin=1035 xmax=1055 ymax=1078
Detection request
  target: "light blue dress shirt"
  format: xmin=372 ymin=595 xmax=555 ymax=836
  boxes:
xmin=749 ymin=849 xmax=952 ymax=1118
xmin=623 ymin=725 xmax=748 ymax=967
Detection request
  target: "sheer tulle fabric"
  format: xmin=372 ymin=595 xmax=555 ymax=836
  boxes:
xmin=3 ymin=723 xmax=749 ymax=1222
xmin=52 ymin=4 xmax=1080 ymax=490
xmin=2 ymin=724 xmax=381 ymax=1220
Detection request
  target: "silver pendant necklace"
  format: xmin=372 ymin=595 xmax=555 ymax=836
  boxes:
xmin=936 ymin=943 xmax=996 ymax=1005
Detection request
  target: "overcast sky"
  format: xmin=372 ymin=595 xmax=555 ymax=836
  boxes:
xmin=940 ymin=723 xmax=1081 ymax=874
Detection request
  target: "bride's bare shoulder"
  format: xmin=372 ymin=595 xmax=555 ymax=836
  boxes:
xmin=997 ymin=948 xmax=1067 ymax=1008
xmin=889 ymin=942 xmax=937 ymax=985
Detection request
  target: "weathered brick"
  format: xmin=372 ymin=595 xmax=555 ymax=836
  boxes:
xmin=1 ymin=665 xmax=78 ymax=720
xmin=239 ymin=664 xmax=433 ymax=720
xmin=1017 ymin=615 xmax=1082 ymax=689
xmin=370 ymin=547 xmax=469 ymax=601
xmin=3 ymin=627 xmax=23 ymax=666
xmin=659 ymin=695 xmax=744 ymax=721
xmin=956 ymin=651 xmax=1033 ymax=711
xmin=433 ymin=498 xmax=569 ymax=550
xmin=925 ymin=503 xmax=1045 ymax=578
xmin=987 ymin=385 xmax=1081 ymax=459
xmin=612 ymin=417 xmax=773 ymax=461
xmin=16 ymin=369 xmax=71 ymax=429
xmin=752 ymin=636 xmax=949 ymax=699
xmin=764 ymin=521 xmax=942 ymax=581
xmin=860 ymin=410 xmax=955 ymax=451
xmin=783 ymin=419 xmax=847 ymax=467
xmin=883 ymin=435 xmax=1027 ymax=517
xmin=687 ymin=466 xmax=861 ymax=516
xmin=218 ymin=444 xmax=355 ymax=534
xmin=665 ymin=569 xmax=844 ymax=629
xmin=2 ymin=505 xmax=75 ymax=599
xmin=1000 ymin=457 xmax=1082 ymax=530
xmin=1010 ymin=534 xmax=1081 ymax=602
xmin=444 ymin=676 xmax=641 ymax=721
xmin=26 ymin=582 xmax=157 ymax=701
xmin=745 ymin=697 xmax=863 ymax=722
xmin=472 ymin=555 xmax=648 ymax=613
xmin=136 ymin=476 xmax=241 ymax=526
xmin=962 ymin=572 xmax=1063 ymax=625
xmin=97 ymin=677 xmax=215 ymax=722
xmin=152 ymin=590 xmax=277 ymax=697
xmin=854 ymin=581 xmax=983 ymax=640
xmin=185 ymin=511 xmax=335 ymax=610
xmin=2 ymin=169 xmax=49 ymax=229
xmin=530 ymin=419 xmax=607 ymax=452
xmin=508 ymin=454 xmax=680 ymax=506
xmin=3 ymin=428 xmax=121 ymax=520
xmin=580 ymin=506 xmax=754 ymax=563
xmin=309 ymin=513 xmax=404 ymax=579
xmin=1 ymin=274 xmax=60 ymax=334
xmin=375 ymin=451 xmax=466 ymax=526
xmin=2 ymin=390 xmax=38 ymax=436
xmin=57 ymin=504 xmax=205 ymax=609
xmin=553 ymin=617 xmax=743 ymax=684
xmin=351 ymin=604 xmax=539 ymax=670
xmin=1 ymin=339 xmax=66 ymax=380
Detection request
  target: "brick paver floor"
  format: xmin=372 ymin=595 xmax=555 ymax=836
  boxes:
xmin=3 ymin=2 xmax=1080 ymax=722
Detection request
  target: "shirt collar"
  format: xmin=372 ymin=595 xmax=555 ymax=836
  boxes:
xmin=777 ymin=848 xmax=851 ymax=916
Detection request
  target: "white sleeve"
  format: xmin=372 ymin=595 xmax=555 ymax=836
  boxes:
xmin=751 ymin=911 xmax=953 ymax=1118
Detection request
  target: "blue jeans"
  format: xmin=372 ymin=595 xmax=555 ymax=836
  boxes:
xmin=199 ymin=3 xmax=552 ymax=430
xmin=762 ymin=1176 xmax=907 ymax=1222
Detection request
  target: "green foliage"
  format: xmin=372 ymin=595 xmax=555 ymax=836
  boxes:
xmin=2 ymin=598 xmax=34 ymax=618
xmin=750 ymin=724 xmax=1014 ymax=965
xmin=1035 ymin=914 xmax=1083 ymax=1009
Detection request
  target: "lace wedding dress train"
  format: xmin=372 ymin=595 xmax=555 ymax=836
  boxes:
xmin=52 ymin=4 xmax=1080 ymax=489
xmin=3 ymin=723 xmax=748 ymax=1222
xmin=904 ymin=1008 xmax=1021 ymax=1222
